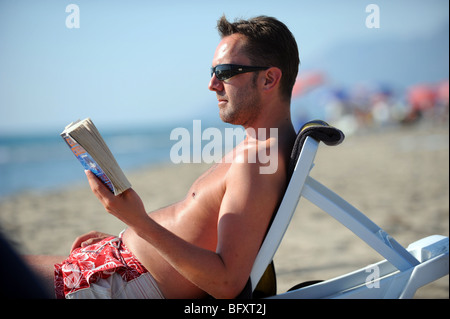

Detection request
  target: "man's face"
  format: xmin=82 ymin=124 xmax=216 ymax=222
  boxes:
xmin=208 ymin=34 xmax=262 ymax=126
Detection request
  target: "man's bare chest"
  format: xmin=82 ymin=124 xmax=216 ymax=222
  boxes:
xmin=188 ymin=162 xmax=230 ymax=203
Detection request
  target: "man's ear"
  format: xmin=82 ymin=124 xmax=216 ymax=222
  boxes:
xmin=262 ymin=67 xmax=282 ymax=92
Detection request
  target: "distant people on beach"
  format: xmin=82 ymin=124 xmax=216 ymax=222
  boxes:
xmin=291 ymin=78 xmax=449 ymax=133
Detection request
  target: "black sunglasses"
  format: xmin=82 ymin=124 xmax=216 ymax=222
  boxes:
xmin=211 ymin=64 xmax=269 ymax=81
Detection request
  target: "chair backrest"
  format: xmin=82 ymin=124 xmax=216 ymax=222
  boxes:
xmin=250 ymin=136 xmax=318 ymax=291
xmin=250 ymin=121 xmax=345 ymax=292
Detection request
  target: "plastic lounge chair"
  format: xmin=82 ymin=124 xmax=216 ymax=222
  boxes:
xmin=249 ymin=120 xmax=449 ymax=299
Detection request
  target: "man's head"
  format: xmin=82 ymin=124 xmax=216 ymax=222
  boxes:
xmin=209 ymin=16 xmax=300 ymax=126
xmin=216 ymin=15 xmax=300 ymax=102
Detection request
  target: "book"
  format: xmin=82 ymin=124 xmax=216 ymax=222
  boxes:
xmin=61 ymin=118 xmax=131 ymax=195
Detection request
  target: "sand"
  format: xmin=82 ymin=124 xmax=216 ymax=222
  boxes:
xmin=0 ymin=122 xmax=448 ymax=298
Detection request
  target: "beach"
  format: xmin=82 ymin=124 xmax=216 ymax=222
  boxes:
xmin=0 ymin=122 xmax=448 ymax=299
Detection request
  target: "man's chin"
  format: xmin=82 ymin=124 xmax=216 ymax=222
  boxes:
xmin=219 ymin=110 xmax=232 ymax=124
xmin=219 ymin=114 xmax=237 ymax=125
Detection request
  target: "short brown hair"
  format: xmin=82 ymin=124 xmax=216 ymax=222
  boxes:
xmin=217 ymin=15 xmax=300 ymax=101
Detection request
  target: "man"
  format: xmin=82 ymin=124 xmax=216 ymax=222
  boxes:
xmin=26 ymin=15 xmax=300 ymax=299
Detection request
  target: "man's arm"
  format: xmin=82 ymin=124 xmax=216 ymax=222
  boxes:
xmin=85 ymin=157 xmax=284 ymax=298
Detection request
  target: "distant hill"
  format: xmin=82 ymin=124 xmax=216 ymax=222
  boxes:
xmin=306 ymin=23 xmax=449 ymax=89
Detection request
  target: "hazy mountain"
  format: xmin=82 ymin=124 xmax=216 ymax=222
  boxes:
xmin=306 ymin=23 xmax=449 ymax=89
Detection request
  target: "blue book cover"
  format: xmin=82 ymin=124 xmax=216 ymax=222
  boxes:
xmin=61 ymin=133 xmax=115 ymax=194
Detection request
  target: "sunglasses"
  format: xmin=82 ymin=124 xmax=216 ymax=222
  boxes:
xmin=211 ymin=64 xmax=269 ymax=81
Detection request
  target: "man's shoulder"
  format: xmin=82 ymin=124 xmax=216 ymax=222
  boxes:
xmin=225 ymin=141 xmax=287 ymax=187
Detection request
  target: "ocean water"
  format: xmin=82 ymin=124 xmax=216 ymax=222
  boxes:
xmin=0 ymin=125 xmax=178 ymax=199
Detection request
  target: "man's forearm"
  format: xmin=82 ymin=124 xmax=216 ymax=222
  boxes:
xmin=130 ymin=216 xmax=241 ymax=298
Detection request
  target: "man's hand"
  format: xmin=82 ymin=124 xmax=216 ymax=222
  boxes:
xmin=84 ymin=170 xmax=148 ymax=229
xmin=70 ymin=231 xmax=112 ymax=253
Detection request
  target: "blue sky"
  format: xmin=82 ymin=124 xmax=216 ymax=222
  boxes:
xmin=0 ymin=0 xmax=448 ymax=134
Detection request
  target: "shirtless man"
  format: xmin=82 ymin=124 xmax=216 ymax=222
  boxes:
xmin=26 ymin=15 xmax=300 ymax=299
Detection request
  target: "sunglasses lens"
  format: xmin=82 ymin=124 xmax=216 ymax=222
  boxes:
xmin=213 ymin=65 xmax=234 ymax=81
xmin=212 ymin=64 xmax=267 ymax=81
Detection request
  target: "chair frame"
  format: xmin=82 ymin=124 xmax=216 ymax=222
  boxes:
xmin=250 ymin=136 xmax=449 ymax=298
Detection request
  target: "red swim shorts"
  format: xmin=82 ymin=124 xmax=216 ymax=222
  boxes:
xmin=54 ymin=235 xmax=158 ymax=299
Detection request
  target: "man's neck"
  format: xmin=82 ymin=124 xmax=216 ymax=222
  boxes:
xmin=243 ymin=102 xmax=294 ymax=140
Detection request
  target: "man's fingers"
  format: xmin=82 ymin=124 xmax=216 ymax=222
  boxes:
xmin=85 ymin=170 xmax=113 ymax=201
xmin=81 ymin=237 xmax=102 ymax=247
xmin=70 ymin=231 xmax=112 ymax=253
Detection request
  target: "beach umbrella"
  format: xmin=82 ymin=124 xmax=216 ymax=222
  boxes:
xmin=436 ymin=79 xmax=449 ymax=105
xmin=407 ymin=84 xmax=437 ymax=111
xmin=292 ymin=71 xmax=325 ymax=98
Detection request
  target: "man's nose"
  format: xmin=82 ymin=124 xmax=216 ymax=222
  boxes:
xmin=208 ymin=74 xmax=223 ymax=92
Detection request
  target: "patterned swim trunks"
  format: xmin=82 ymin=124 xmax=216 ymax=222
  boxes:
xmin=54 ymin=233 xmax=164 ymax=299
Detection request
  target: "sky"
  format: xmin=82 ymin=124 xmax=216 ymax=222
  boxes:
xmin=0 ymin=0 xmax=448 ymax=134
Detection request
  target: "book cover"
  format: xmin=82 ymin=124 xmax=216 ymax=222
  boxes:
xmin=61 ymin=133 xmax=115 ymax=194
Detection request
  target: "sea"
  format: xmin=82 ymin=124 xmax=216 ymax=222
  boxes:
xmin=0 ymin=120 xmax=237 ymax=200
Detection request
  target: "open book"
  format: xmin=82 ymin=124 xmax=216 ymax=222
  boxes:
xmin=61 ymin=118 xmax=131 ymax=195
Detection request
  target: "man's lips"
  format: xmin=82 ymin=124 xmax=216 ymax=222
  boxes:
xmin=217 ymin=98 xmax=228 ymax=106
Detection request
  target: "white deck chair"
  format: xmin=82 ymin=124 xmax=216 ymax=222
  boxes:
xmin=250 ymin=121 xmax=449 ymax=299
